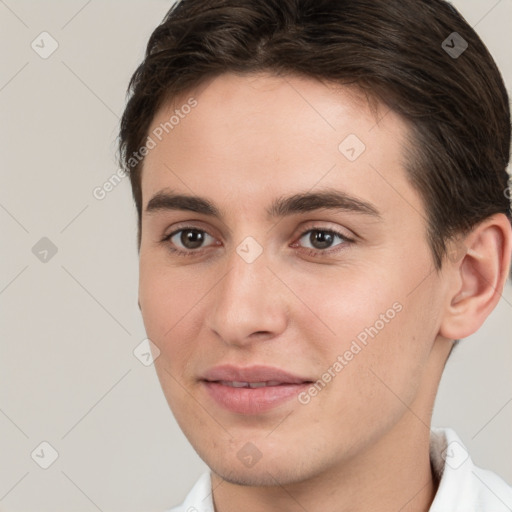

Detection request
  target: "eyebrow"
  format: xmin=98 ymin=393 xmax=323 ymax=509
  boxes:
xmin=145 ymin=188 xmax=381 ymax=219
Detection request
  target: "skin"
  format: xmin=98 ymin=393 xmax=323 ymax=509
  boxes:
xmin=137 ymin=72 xmax=511 ymax=512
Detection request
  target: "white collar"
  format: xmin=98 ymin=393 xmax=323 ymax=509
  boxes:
xmin=428 ymin=426 xmax=512 ymax=511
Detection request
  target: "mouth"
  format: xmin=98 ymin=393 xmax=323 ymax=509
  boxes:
xmin=200 ymin=365 xmax=313 ymax=414
xmin=215 ymin=380 xmax=293 ymax=388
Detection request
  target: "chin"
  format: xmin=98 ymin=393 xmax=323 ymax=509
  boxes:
xmin=204 ymin=450 xmax=318 ymax=488
xmin=215 ymin=470 xmax=279 ymax=487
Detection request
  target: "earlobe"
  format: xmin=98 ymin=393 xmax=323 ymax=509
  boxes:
xmin=439 ymin=214 xmax=512 ymax=341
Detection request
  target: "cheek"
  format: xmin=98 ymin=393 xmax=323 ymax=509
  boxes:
xmin=138 ymin=260 xmax=208 ymax=420
xmin=138 ymin=258 xmax=205 ymax=363
xmin=299 ymin=264 xmax=438 ymax=402
xmin=289 ymin=266 xmax=401 ymax=352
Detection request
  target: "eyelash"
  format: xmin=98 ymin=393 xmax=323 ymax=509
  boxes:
xmin=160 ymin=225 xmax=355 ymax=258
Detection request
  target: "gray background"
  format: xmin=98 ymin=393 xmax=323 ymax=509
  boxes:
xmin=0 ymin=0 xmax=511 ymax=510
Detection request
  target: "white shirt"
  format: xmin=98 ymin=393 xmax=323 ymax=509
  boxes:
xmin=166 ymin=427 xmax=512 ymax=512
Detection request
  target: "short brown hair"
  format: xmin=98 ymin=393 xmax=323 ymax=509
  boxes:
xmin=118 ymin=0 xmax=511 ymax=268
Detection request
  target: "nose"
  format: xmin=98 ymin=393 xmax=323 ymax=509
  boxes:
xmin=205 ymin=245 xmax=289 ymax=348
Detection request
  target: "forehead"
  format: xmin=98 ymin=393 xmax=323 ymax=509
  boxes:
xmin=140 ymin=72 xmax=415 ymax=219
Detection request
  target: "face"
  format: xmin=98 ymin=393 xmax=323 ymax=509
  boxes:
xmin=138 ymin=73 xmax=450 ymax=486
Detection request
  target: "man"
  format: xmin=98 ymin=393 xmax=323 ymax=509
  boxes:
xmin=118 ymin=0 xmax=512 ymax=510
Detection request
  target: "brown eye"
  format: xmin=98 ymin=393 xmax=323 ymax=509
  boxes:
xmin=178 ymin=229 xmax=206 ymax=249
xmin=165 ymin=228 xmax=216 ymax=252
xmin=298 ymin=229 xmax=346 ymax=251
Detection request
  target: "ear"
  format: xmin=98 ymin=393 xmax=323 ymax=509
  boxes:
xmin=439 ymin=214 xmax=512 ymax=340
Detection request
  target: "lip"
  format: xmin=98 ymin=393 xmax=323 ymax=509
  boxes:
xmin=201 ymin=364 xmax=310 ymax=384
xmin=200 ymin=365 xmax=313 ymax=415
